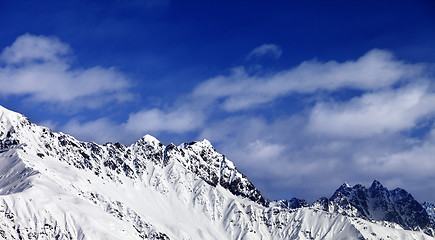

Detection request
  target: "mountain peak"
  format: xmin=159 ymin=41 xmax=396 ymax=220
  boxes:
xmin=182 ymin=139 xmax=214 ymax=150
xmin=140 ymin=134 xmax=161 ymax=144
xmin=330 ymin=182 xmax=355 ymax=199
xmin=0 ymin=105 xmax=33 ymax=143
xmin=200 ymin=138 xmax=212 ymax=145
xmin=370 ymin=179 xmax=383 ymax=188
xmin=0 ymin=105 xmax=28 ymax=126
xmin=336 ymin=182 xmax=352 ymax=190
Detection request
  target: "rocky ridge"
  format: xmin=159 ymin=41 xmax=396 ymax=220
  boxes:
xmin=307 ymin=180 xmax=435 ymax=236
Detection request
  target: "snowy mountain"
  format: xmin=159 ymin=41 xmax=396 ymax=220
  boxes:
xmin=310 ymin=180 xmax=435 ymax=236
xmin=0 ymin=105 xmax=434 ymax=239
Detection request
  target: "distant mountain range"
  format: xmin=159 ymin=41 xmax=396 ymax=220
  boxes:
xmin=0 ymin=105 xmax=434 ymax=239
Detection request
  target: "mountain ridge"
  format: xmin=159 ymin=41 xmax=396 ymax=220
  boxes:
xmin=0 ymin=105 xmax=265 ymax=206
xmin=0 ymin=105 xmax=434 ymax=239
xmin=308 ymin=180 xmax=434 ymax=235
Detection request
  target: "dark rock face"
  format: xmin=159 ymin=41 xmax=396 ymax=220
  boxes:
xmin=313 ymin=180 xmax=433 ymax=233
xmin=388 ymin=188 xmax=424 ymax=228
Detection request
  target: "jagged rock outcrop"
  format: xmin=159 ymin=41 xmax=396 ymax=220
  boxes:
xmin=312 ymin=180 xmax=434 ymax=235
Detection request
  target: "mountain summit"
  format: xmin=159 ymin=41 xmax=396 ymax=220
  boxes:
xmin=0 ymin=105 xmax=434 ymax=239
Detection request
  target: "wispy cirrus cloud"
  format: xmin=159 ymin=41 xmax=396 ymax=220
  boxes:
xmin=194 ymin=49 xmax=424 ymax=111
xmin=246 ymin=44 xmax=283 ymax=60
xmin=0 ymin=34 xmax=133 ymax=109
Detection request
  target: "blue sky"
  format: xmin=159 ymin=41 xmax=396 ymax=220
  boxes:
xmin=1 ymin=0 xmax=435 ymax=203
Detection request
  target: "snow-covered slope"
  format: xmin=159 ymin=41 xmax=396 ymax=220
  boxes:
xmin=0 ymin=105 xmax=434 ymax=239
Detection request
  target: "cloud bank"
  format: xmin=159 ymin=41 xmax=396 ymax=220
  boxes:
xmin=308 ymin=84 xmax=435 ymax=138
xmin=0 ymin=34 xmax=132 ymax=109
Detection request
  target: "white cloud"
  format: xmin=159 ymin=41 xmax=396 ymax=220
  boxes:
xmin=356 ymin=125 xmax=435 ymax=177
xmin=245 ymin=140 xmax=285 ymax=161
xmin=199 ymin=116 xmax=270 ymax=143
xmin=194 ymin=49 xmax=424 ymax=111
xmin=125 ymin=108 xmax=204 ymax=134
xmin=0 ymin=34 xmax=132 ymax=109
xmin=307 ymin=83 xmax=435 ymax=138
xmin=62 ymin=118 xmax=125 ymax=144
xmin=37 ymin=120 xmax=58 ymax=130
xmin=246 ymin=44 xmax=282 ymax=60
xmin=1 ymin=34 xmax=70 ymax=64
xmin=58 ymin=107 xmax=205 ymax=144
